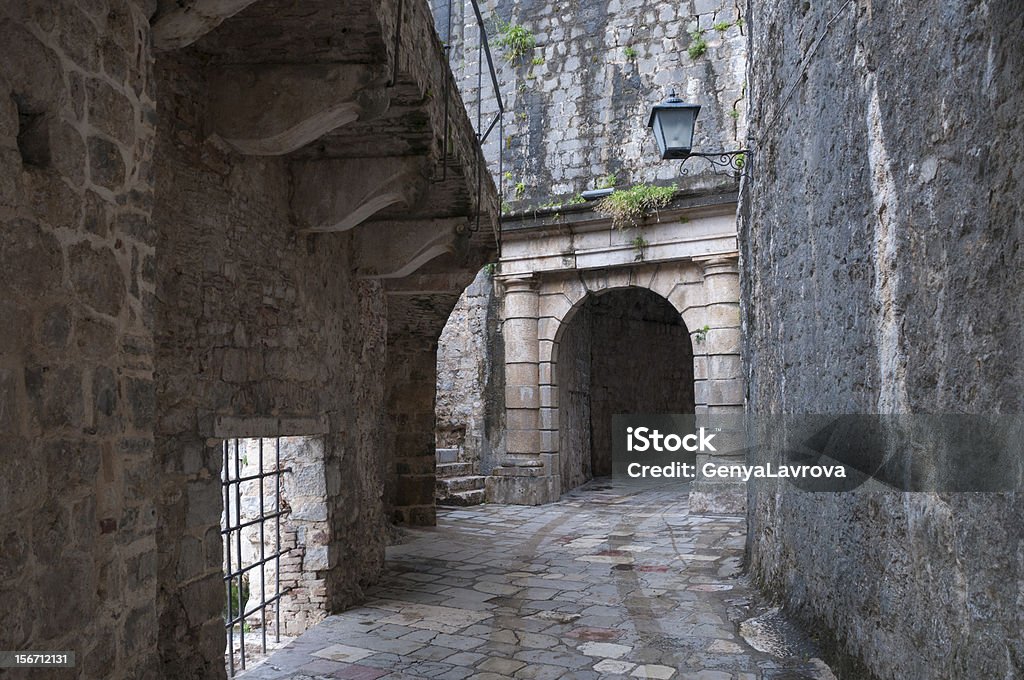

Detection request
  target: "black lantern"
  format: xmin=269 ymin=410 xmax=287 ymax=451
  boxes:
xmin=647 ymin=92 xmax=701 ymax=160
xmin=647 ymin=89 xmax=751 ymax=177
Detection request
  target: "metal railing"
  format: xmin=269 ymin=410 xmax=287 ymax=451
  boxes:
xmin=440 ymin=0 xmax=505 ymax=246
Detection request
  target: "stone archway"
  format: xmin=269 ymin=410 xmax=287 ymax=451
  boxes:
xmin=555 ymin=287 xmax=695 ymax=493
xmin=488 ymin=256 xmax=744 ymax=509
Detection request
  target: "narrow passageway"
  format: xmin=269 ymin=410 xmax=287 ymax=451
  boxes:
xmin=238 ymin=482 xmax=835 ymax=680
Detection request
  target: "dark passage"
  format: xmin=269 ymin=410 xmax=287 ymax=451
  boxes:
xmin=557 ymin=288 xmax=694 ymax=492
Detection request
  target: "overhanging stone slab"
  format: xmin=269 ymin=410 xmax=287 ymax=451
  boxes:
xmin=292 ymin=157 xmax=427 ymax=234
xmin=355 ymin=219 xmax=469 ymax=279
xmin=207 ymin=64 xmax=389 ymax=156
xmin=152 ymin=0 xmax=263 ymax=51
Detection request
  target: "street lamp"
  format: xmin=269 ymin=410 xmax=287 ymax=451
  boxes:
xmin=647 ymin=91 xmax=750 ymax=176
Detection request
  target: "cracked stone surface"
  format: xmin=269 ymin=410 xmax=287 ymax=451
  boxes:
xmin=237 ymin=480 xmax=835 ymax=680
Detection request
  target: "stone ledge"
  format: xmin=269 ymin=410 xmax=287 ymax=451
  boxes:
xmin=486 ymin=473 xmax=559 ymax=505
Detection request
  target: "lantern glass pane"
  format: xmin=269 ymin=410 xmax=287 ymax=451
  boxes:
xmin=656 ymin=107 xmax=697 ymax=159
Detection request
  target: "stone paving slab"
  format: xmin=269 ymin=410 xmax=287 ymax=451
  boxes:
xmin=237 ymin=480 xmax=835 ymax=680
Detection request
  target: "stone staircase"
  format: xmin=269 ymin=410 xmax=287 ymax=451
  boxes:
xmin=435 ymin=448 xmax=486 ymax=506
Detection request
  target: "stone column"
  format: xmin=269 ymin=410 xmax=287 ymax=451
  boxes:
xmin=486 ymin=276 xmax=559 ymax=504
xmin=690 ymin=255 xmax=746 ymax=514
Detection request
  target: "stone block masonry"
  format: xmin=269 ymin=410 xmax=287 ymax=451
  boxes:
xmin=152 ymin=51 xmax=391 ymax=676
xmin=435 ymin=268 xmax=505 ymax=476
xmin=742 ymin=1 xmax=1024 ymax=678
xmin=0 ymin=2 xmax=160 ymax=678
xmin=442 ymin=0 xmax=748 ymax=206
xmin=2 ymin=0 xmax=498 ymax=677
xmin=434 ymin=0 xmax=747 ymax=511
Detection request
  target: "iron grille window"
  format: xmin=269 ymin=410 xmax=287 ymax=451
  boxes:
xmin=222 ymin=438 xmax=291 ymax=677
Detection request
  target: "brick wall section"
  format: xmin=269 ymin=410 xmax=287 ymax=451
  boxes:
xmin=237 ymin=436 xmax=329 ymax=638
xmin=152 ymin=53 xmax=389 ymax=676
xmin=0 ymin=2 xmax=160 ymax=678
xmin=742 ymin=2 xmax=1024 ymax=678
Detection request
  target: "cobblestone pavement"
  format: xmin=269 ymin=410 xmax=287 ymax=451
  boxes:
xmin=238 ymin=480 xmax=835 ymax=680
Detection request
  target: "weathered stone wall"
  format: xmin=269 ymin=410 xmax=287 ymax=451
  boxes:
xmin=0 ymin=2 xmax=159 ymax=678
xmin=445 ymin=0 xmax=747 ymax=204
xmin=152 ymin=52 xmax=389 ymax=677
xmin=742 ymin=2 xmax=1024 ymax=678
xmin=435 ymin=267 xmax=505 ymax=473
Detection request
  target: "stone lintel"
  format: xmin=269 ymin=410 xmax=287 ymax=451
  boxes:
xmin=210 ymin=414 xmax=331 ymax=438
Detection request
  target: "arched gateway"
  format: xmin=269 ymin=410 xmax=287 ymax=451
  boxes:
xmin=488 ymin=187 xmax=746 ymax=512
xmin=556 ymin=287 xmax=695 ymax=492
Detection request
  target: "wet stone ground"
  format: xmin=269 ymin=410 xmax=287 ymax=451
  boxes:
xmin=238 ymin=480 xmax=835 ymax=680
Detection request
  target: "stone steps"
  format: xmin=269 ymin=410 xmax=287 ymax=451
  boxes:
xmin=435 ymin=448 xmax=485 ymax=506
xmin=436 ymin=461 xmax=474 ymax=477
xmin=436 ymin=447 xmax=459 ymax=464
xmin=437 ymin=488 xmax=486 ymax=507
xmin=437 ymin=475 xmax=485 ymax=494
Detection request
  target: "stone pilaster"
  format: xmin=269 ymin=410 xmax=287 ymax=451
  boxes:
xmin=486 ymin=276 xmax=559 ymax=504
xmin=690 ymin=255 xmax=746 ymax=514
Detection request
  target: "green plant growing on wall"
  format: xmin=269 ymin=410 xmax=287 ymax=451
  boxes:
xmin=567 ymin=193 xmax=586 ymax=205
xmin=729 ymin=107 xmax=740 ymax=119
xmin=597 ymin=173 xmax=617 ymax=189
xmin=483 ymin=262 xmax=497 ymax=276
xmin=531 ymin=56 xmax=545 ymax=65
xmin=514 ymin=181 xmax=526 ymax=199
xmin=496 ymin=21 xmax=536 ymax=62
xmin=693 ymin=324 xmax=711 ymax=344
xmin=687 ymin=28 xmax=708 ymax=59
xmin=596 ymin=183 xmax=676 ymax=230
xmin=713 ymin=18 xmax=745 ymax=32
xmin=630 ymin=235 xmax=649 ymax=261
xmin=623 ymin=45 xmax=638 ymax=61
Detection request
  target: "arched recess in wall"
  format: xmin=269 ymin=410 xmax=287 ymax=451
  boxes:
xmin=552 ymin=286 xmax=695 ymax=493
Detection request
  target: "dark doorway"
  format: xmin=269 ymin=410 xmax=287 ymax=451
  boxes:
xmin=557 ymin=288 xmax=695 ymax=492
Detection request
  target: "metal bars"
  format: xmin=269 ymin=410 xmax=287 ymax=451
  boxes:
xmin=222 ymin=438 xmax=290 ymax=677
